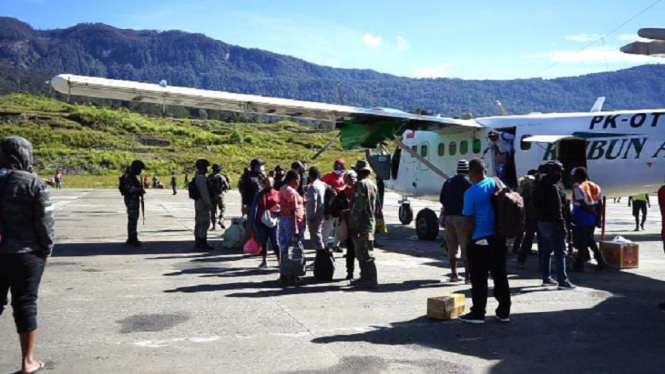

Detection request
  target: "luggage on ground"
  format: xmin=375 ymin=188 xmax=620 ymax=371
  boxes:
xmin=313 ymin=249 xmax=335 ymax=280
xmin=280 ymin=238 xmax=306 ymax=280
xmin=222 ymin=218 xmax=245 ymax=249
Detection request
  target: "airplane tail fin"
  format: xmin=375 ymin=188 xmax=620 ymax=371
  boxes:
xmin=590 ymin=97 xmax=606 ymax=112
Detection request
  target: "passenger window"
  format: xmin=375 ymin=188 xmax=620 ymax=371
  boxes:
xmin=473 ymin=139 xmax=481 ymax=153
xmin=421 ymin=144 xmax=428 ymax=158
xmin=449 ymin=141 xmax=457 ymax=155
xmin=520 ymin=135 xmax=532 ymax=150
xmin=460 ymin=140 xmax=469 ymax=155
xmin=438 ymin=143 xmax=445 ymax=157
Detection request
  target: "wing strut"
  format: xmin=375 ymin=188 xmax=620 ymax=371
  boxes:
xmin=392 ymin=137 xmax=450 ymax=180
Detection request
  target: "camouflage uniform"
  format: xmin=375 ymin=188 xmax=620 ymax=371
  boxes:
xmin=349 ymin=173 xmax=378 ymax=286
xmin=207 ymin=172 xmax=230 ymax=228
xmin=195 ymin=172 xmax=212 ymax=243
xmin=121 ymin=170 xmax=143 ymax=243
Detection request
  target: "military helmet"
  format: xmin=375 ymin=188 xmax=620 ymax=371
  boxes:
xmin=130 ymin=160 xmax=146 ymax=174
xmin=212 ymin=163 xmax=222 ymax=173
xmin=195 ymin=159 xmax=211 ymax=170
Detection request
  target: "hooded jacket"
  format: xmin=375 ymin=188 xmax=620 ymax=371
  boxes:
xmin=0 ymin=136 xmax=55 ymax=255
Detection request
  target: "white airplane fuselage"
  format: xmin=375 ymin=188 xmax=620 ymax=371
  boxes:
xmin=388 ymin=109 xmax=665 ymax=199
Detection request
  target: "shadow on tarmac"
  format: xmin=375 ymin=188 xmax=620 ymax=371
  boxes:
xmin=308 ymin=269 xmax=665 ymax=374
xmin=52 ymin=240 xmax=226 ymax=257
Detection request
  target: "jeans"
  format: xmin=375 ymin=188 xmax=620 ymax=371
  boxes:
xmin=278 ymin=217 xmax=304 ymax=256
xmin=0 ymin=252 xmax=46 ymax=333
xmin=573 ymin=225 xmax=605 ymax=266
xmin=516 ymin=218 xmax=540 ymax=264
xmin=538 ymin=221 xmax=569 ymax=283
xmin=256 ymin=221 xmax=280 ymax=261
xmin=467 ymin=235 xmax=511 ymax=318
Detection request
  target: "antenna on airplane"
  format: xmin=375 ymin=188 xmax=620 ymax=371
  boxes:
xmin=496 ymin=100 xmax=509 ymax=116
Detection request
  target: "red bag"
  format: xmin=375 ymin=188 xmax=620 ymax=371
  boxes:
xmin=243 ymin=237 xmax=262 ymax=255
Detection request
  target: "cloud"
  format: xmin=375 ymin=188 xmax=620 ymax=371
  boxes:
xmin=361 ymin=33 xmax=382 ymax=49
xmin=411 ymin=63 xmax=453 ymax=78
xmin=396 ymin=36 xmax=409 ymax=51
xmin=617 ymin=33 xmax=652 ymax=42
xmin=526 ymin=47 xmax=665 ymax=64
xmin=565 ymin=33 xmax=603 ymax=43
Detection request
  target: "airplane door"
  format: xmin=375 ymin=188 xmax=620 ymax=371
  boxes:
xmin=366 ymin=147 xmax=392 ymax=180
xmin=557 ymin=138 xmax=587 ymax=188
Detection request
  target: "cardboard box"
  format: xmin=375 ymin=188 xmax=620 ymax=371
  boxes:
xmin=600 ymin=241 xmax=639 ymax=269
xmin=427 ymin=293 xmax=466 ymax=320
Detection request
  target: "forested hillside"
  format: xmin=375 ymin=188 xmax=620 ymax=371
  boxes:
xmin=2 ymin=17 xmax=665 ymax=117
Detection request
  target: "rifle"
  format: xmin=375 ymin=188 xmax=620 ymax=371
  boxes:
xmin=141 ymin=195 xmax=145 ymax=225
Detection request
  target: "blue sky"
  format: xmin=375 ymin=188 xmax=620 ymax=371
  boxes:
xmin=5 ymin=0 xmax=665 ymax=79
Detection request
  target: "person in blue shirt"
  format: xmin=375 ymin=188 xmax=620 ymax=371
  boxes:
xmin=459 ymin=158 xmax=511 ymax=324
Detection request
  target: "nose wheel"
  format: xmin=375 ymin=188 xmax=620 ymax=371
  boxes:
xmin=398 ymin=203 xmax=413 ymax=225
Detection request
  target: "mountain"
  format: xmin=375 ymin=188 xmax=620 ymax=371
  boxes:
xmin=2 ymin=17 xmax=665 ymax=116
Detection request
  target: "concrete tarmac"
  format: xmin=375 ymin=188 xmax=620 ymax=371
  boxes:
xmin=1 ymin=188 xmax=664 ymax=374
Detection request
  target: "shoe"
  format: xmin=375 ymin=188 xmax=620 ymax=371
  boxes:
xmin=349 ymin=278 xmax=365 ymax=286
xmin=542 ymin=278 xmax=558 ymax=287
xmin=495 ymin=315 xmax=510 ymax=323
xmin=458 ymin=313 xmax=485 ymax=324
xmin=634 ymin=227 xmax=640 ymax=232
xmin=558 ymin=281 xmax=576 ymax=290
xmin=345 ymin=273 xmax=354 ymax=280
xmin=259 ymin=261 xmax=268 ymax=268
xmin=641 ymin=224 xmax=645 ymax=230
xmin=449 ymin=275 xmax=461 ymax=282
xmin=210 ymin=225 xmax=216 ymax=231
xmin=332 ymin=246 xmax=344 ymax=253
xmin=219 ymin=220 xmax=226 ymax=229
xmin=350 ymin=281 xmax=378 ymax=289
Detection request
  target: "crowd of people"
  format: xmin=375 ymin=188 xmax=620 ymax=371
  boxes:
xmin=3 ymin=132 xmax=665 ymax=372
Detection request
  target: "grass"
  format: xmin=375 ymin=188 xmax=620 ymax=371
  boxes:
xmin=0 ymin=93 xmax=361 ymax=188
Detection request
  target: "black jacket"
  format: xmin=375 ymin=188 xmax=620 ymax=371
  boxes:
xmin=240 ymin=172 xmax=262 ymax=206
xmin=439 ymin=174 xmax=471 ymax=216
xmin=0 ymin=137 xmax=55 ymax=255
xmin=533 ymin=175 xmax=569 ymax=228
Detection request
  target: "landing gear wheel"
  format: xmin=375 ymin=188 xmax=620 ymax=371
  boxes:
xmin=416 ymin=208 xmax=439 ymax=241
xmin=399 ymin=203 xmax=413 ymax=225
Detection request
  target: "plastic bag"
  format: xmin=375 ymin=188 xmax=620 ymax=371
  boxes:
xmin=336 ymin=219 xmax=348 ymax=242
xmin=243 ymin=237 xmax=262 ymax=255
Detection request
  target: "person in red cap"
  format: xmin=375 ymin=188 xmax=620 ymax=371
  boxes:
xmin=321 ymin=159 xmax=347 ymax=252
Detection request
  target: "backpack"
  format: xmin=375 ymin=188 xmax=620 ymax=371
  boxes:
xmin=323 ymin=184 xmax=337 ymax=217
xmin=188 ymin=178 xmax=200 ymax=200
xmin=118 ymin=173 xmax=129 ymax=196
xmin=208 ymin=174 xmax=223 ymax=197
xmin=313 ymin=249 xmax=335 ymax=281
xmin=492 ymin=177 xmax=525 ymax=239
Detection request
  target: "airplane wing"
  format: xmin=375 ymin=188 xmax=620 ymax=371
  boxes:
xmin=50 ymin=74 xmax=482 ymax=149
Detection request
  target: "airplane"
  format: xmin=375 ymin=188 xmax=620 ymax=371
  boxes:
xmin=50 ymin=74 xmax=665 ymax=241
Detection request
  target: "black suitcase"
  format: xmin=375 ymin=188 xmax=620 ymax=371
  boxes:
xmin=313 ymin=249 xmax=336 ymax=281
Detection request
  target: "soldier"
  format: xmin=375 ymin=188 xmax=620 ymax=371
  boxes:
xmin=348 ymin=160 xmax=378 ymax=289
xmin=120 ymin=160 xmax=146 ymax=247
xmin=208 ymin=163 xmax=231 ymax=230
xmin=194 ymin=159 xmax=214 ymax=250
xmin=0 ymin=136 xmax=55 ymax=374
xmin=170 ymin=170 xmax=177 ymax=195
